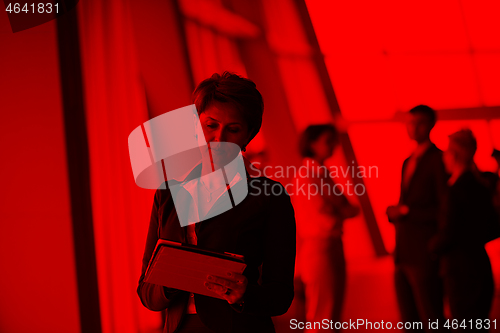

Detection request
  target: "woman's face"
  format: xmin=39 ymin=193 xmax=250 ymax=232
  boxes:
xmin=197 ymin=102 xmax=251 ymax=170
xmin=443 ymin=143 xmax=458 ymax=174
xmin=199 ymin=102 xmax=251 ymax=149
xmin=311 ymin=132 xmax=337 ymax=162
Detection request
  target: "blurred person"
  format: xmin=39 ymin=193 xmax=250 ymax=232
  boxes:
xmin=294 ymin=124 xmax=359 ymax=332
xmin=430 ymin=129 xmax=498 ymax=331
xmin=137 ymin=72 xmax=296 ymax=333
xmin=386 ymin=105 xmax=447 ymax=332
xmin=472 ymin=149 xmax=499 ymax=199
xmin=492 ymin=149 xmax=500 ymax=175
xmin=487 ymin=149 xmax=500 ymax=214
xmin=471 ymin=149 xmax=500 ymax=221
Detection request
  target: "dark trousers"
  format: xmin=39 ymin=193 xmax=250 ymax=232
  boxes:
xmin=443 ymin=250 xmax=494 ymax=332
xmin=395 ymin=264 xmax=445 ymax=332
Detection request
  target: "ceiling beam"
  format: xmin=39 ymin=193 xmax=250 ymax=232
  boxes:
xmin=347 ymin=106 xmax=500 ymax=124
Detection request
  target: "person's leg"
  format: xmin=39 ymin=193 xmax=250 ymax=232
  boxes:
xmin=445 ymin=274 xmax=471 ymax=332
xmin=303 ymin=276 xmax=334 ymax=332
xmin=471 ymin=254 xmax=494 ymax=327
xmin=331 ymin=238 xmax=346 ymax=326
xmin=410 ymin=264 xmax=445 ymax=333
xmin=301 ymin=239 xmax=336 ymax=333
xmin=394 ymin=265 xmax=425 ymax=332
xmin=446 ymin=255 xmax=494 ymax=332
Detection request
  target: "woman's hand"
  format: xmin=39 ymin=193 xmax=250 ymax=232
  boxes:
xmin=204 ymin=272 xmax=247 ymax=304
xmin=340 ymin=204 xmax=360 ymax=219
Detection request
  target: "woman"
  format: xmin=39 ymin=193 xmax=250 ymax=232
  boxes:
xmin=430 ymin=129 xmax=496 ymax=331
xmin=294 ymin=125 xmax=359 ymax=332
xmin=137 ymin=72 xmax=296 ymax=333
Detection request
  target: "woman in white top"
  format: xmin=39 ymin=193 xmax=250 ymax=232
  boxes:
xmin=294 ymin=124 xmax=359 ymax=332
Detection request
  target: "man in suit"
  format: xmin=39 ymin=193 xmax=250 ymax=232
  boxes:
xmin=387 ymin=105 xmax=447 ymax=332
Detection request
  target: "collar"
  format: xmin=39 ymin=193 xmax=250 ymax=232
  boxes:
xmin=168 ymin=159 xmax=203 ymax=183
xmin=176 ymin=161 xmax=245 ymax=193
xmin=448 ymin=166 xmax=471 ymax=186
xmin=178 ymin=165 xmax=245 ymax=222
xmin=412 ymin=141 xmax=432 ymax=159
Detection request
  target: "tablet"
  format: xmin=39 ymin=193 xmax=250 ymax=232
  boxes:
xmin=144 ymin=239 xmax=246 ymax=299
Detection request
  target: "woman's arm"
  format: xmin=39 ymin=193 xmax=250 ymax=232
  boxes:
xmin=137 ymin=189 xmax=180 ymax=311
xmin=313 ymin=174 xmax=359 ymax=220
xmin=242 ymin=184 xmax=296 ymax=316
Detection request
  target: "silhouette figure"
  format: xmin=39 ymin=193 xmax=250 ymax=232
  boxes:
xmin=430 ymin=129 xmax=498 ymax=331
xmin=387 ymin=105 xmax=447 ymax=332
xmin=488 ymin=149 xmax=500 ymax=215
xmin=295 ymin=124 xmax=359 ymax=332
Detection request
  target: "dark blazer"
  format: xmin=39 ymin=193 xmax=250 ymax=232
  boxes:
xmin=137 ymin=165 xmax=296 ymax=333
xmin=394 ymin=143 xmax=448 ymax=265
xmin=429 ymin=170 xmax=497 ymax=321
xmin=430 ymin=170 xmax=499 ymax=265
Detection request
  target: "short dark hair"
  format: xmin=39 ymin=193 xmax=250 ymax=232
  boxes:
xmin=193 ymin=72 xmax=264 ymax=144
xmin=409 ymin=105 xmax=437 ymax=126
xmin=448 ymin=129 xmax=477 ymax=165
xmin=299 ymin=124 xmax=339 ymax=158
xmin=492 ymin=149 xmax=500 ymax=159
